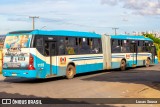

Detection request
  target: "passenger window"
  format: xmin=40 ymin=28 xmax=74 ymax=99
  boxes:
xmin=58 ymin=37 xmax=65 ymax=55
xmin=121 ymin=40 xmax=130 ymax=53
xmin=44 ymin=42 xmax=49 ymax=56
xmin=92 ymin=39 xmax=99 ymax=54
xmin=34 ymin=36 xmax=44 ymax=55
xmin=89 ymin=38 xmax=93 ymax=49
xmin=65 ymin=37 xmax=77 ymax=55
xmin=79 ymin=38 xmax=90 ymax=54
xmin=111 ymin=39 xmax=121 ymax=53
xmin=36 ymin=38 xmax=43 ymax=46
xmin=138 ymin=41 xmax=143 ymax=52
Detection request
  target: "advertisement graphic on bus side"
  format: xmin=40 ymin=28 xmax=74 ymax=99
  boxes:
xmin=3 ymin=35 xmax=32 ymax=69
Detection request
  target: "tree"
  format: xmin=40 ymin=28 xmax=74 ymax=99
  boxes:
xmin=143 ymin=33 xmax=160 ymax=52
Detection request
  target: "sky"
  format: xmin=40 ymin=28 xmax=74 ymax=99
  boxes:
xmin=0 ymin=0 xmax=160 ymax=35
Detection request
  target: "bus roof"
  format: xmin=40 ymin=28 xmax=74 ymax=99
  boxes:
xmin=31 ymin=30 xmax=101 ymax=38
xmin=7 ymin=30 xmax=101 ymax=38
xmin=9 ymin=30 xmax=33 ymax=34
xmin=7 ymin=30 xmax=152 ymax=41
xmin=111 ymin=35 xmax=153 ymax=41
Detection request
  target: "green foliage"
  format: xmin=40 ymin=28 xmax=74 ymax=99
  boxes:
xmin=143 ymin=34 xmax=160 ymax=51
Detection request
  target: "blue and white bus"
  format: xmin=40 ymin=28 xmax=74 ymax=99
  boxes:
xmin=2 ymin=30 xmax=158 ymax=79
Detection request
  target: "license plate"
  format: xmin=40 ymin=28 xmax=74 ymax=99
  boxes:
xmin=8 ymin=63 xmax=21 ymax=68
xmin=18 ymin=57 xmax=25 ymax=61
xmin=12 ymin=73 xmax=17 ymax=76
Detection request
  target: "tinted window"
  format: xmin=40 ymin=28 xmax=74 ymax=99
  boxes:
xmin=143 ymin=41 xmax=151 ymax=52
xmin=78 ymin=38 xmax=102 ymax=54
xmin=92 ymin=39 xmax=102 ymax=54
xmin=58 ymin=37 xmax=65 ymax=55
xmin=33 ymin=36 xmax=44 ymax=55
xmin=137 ymin=41 xmax=143 ymax=52
xmin=65 ymin=37 xmax=78 ymax=55
xmin=111 ymin=39 xmax=121 ymax=53
xmin=79 ymin=38 xmax=90 ymax=54
xmin=50 ymin=43 xmax=56 ymax=56
xmin=121 ymin=40 xmax=130 ymax=53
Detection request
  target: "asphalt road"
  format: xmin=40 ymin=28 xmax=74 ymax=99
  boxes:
xmin=0 ymin=64 xmax=160 ymax=107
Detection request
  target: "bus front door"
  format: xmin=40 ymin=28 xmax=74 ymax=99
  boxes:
xmin=45 ymin=42 xmax=57 ymax=77
xmin=131 ymin=43 xmax=137 ymax=67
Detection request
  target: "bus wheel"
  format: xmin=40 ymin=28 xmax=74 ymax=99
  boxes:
xmin=145 ymin=58 xmax=150 ymax=67
xmin=66 ymin=65 xmax=75 ymax=79
xmin=120 ymin=60 xmax=126 ymax=71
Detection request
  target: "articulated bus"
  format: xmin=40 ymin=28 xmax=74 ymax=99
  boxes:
xmin=2 ymin=30 xmax=158 ymax=79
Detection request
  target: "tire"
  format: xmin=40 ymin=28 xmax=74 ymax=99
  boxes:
xmin=145 ymin=58 xmax=150 ymax=67
xmin=66 ymin=65 xmax=76 ymax=79
xmin=120 ymin=60 xmax=126 ymax=71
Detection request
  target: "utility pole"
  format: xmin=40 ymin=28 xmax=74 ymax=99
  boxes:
xmin=29 ymin=16 xmax=39 ymax=30
xmin=112 ymin=27 xmax=119 ymax=35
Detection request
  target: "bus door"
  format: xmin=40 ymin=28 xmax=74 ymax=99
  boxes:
xmin=45 ymin=41 xmax=57 ymax=76
xmin=130 ymin=43 xmax=137 ymax=66
xmin=150 ymin=46 xmax=156 ymax=64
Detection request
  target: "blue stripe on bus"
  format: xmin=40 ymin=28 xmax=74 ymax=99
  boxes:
xmin=71 ymin=58 xmax=103 ymax=61
xmin=112 ymin=55 xmax=125 ymax=58
xmin=69 ymin=54 xmax=152 ymax=61
xmin=113 ymin=55 xmax=125 ymax=56
xmin=76 ymin=63 xmax=103 ymax=74
xmin=112 ymin=57 xmax=125 ymax=58
xmin=69 ymin=56 xmax=103 ymax=59
xmin=69 ymin=55 xmax=126 ymax=61
xmin=130 ymin=54 xmax=151 ymax=57
xmin=69 ymin=56 xmax=103 ymax=61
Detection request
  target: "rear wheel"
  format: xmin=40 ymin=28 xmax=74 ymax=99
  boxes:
xmin=120 ymin=60 xmax=126 ymax=71
xmin=145 ymin=58 xmax=150 ymax=67
xmin=66 ymin=65 xmax=75 ymax=79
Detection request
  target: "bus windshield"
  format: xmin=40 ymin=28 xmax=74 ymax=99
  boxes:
xmin=4 ymin=34 xmax=32 ymax=48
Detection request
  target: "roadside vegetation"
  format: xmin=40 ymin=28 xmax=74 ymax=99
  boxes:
xmin=143 ymin=34 xmax=160 ymax=51
xmin=143 ymin=33 xmax=160 ymax=62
